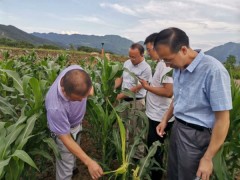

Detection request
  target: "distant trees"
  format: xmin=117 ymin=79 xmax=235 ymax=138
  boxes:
xmin=69 ymin=43 xmax=75 ymax=51
xmin=38 ymin=44 xmax=61 ymax=50
xmin=0 ymin=38 xmax=62 ymax=50
xmin=225 ymin=55 xmax=237 ymax=69
xmin=77 ymin=46 xmax=100 ymax=53
xmin=77 ymin=45 xmax=114 ymax=55
xmin=224 ymin=55 xmax=240 ymax=79
xmin=0 ymin=38 xmax=34 ymax=48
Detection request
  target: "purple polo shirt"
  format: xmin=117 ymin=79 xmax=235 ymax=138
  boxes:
xmin=45 ymin=65 xmax=87 ymax=135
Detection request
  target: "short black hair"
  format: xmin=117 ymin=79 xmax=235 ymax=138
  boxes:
xmin=130 ymin=43 xmax=144 ymax=55
xmin=144 ymin=33 xmax=158 ymax=45
xmin=62 ymin=69 xmax=92 ymax=97
xmin=154 ymin=27 xmax=189 ymax=53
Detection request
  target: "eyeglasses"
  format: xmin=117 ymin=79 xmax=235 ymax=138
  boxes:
xmin=146 ymin=47 xmax=154 ymax=52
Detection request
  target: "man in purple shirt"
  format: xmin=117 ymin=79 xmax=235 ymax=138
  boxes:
xmin=45 ymin=65 xmax=103 ymax=180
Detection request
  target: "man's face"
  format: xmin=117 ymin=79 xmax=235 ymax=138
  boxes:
xmin=129 ymin=48 xmax=143 ymax=65
xmin=61 ymin=83 xmax=91 ymax=102
xmin=66 ymin=93 xmax=86 ymax=101
xmin=146 ymin=42 xmax=159 ymax=60
xmin=155 ymin=44 xmax=186 ymax=68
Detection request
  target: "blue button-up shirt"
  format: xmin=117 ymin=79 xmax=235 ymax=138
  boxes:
xmin=173 ymin=50 xmax=232 ymax=128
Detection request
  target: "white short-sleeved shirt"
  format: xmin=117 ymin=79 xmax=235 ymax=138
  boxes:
xmin=146 ymin=60 xmax=174 ymax=122
xmin=122 ymin=59 xmax=152 ymax=98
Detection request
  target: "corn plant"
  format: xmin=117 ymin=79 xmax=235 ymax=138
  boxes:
xmin=213 ymin=80 xmax=240 ymax=179
xmin=104 ymin=100 xmax=162 ymax=179
xmin=84 ymin=56 xmax=123 ymax=165
xmin=0 ymin=51 xmax=62 ymax=179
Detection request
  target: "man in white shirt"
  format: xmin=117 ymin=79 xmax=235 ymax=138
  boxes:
xmin=140 ymin=33 xmax=174 ymax=179
xmin=115 ymin=43 xmax=152 ymax=159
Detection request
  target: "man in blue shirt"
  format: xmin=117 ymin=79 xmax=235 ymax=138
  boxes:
xmin=155 ymin=28 xmax=232 ymax=180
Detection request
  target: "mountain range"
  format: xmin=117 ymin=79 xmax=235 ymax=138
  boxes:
xmin=205 ymin=42 xmax=240 ymax=63
xmin=0 ymin=24 xmax=239 ymax=63
xmin=0 ymin=24 xmax=58 ymax=46
xmin=32 ymin=32 xmax=141 ymax=55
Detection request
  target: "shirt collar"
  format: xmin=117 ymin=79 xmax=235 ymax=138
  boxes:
xmin=58 ymin=79 xmax=69 ymax=101
xmin=133 ymin=59 xmax=145 ymax=67
xmin=186 ymin=49 xmax=204 ymax=73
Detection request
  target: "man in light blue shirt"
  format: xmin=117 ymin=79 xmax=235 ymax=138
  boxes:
xmin=155 ymin=28 xmax=232 ymax=180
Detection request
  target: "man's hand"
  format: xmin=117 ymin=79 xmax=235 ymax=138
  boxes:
xmin=58 ymin=134 xmax=103 ymax=179
xmin=139 ymin=79 xmax=150 ymax=90
xmin=116 ymin=93 xmax=125 ymax=100
xmin=156 ymin=120 xmax=167 ymax=137
xmin=87 ymin=159 xmax=103 ymax=179
xmin=195 ymin=110 xmax=229 ymax=180
xmin=196 ymin=156 xmax=213 ymax=180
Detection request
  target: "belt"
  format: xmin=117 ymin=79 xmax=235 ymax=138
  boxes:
xmin=175 ymin=117 xmax=211 ymax=132
xmin=123 ymin=97 xmax=144 ymax=102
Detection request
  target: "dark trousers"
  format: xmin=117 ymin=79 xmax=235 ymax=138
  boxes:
xmin=167 ymin=120 xmax=211 ymax=180
xmin=147 ymin=118 xmax=173 ymax=180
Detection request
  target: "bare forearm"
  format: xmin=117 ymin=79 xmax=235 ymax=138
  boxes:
xmin=145 ymin=86 xmax=173 ymax=98
xmin=114 ymin=78 xmax=122 ymax=89
xmin=162 ymin=101 xmax=174 ymax=122
xmin=130 ymin=84 xmax=142 ymax=93
xmin=117 ymin=84 xmax=142 ymax=100
xmin=203 ymin=111 xmax=230 ymax=160
xmin=59 ymin=135 xmax=92 ymax=166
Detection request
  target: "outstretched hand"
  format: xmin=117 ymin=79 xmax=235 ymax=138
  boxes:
xmin=87 ymin=159 xmax=104 ymax=180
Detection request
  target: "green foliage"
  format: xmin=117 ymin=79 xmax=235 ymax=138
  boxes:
xmin=213 ymin=80 xmax=240 ymax=179
xmin=38 ymin=44 xmax=61 ymax=50
xmin=77 ymin=46 xmax=101 ymax=53
xmin=86 ymin=56 xmax=123 ymax=166
xmin=0 ymin=51 xmax=64 ymax=179
xmin=0 ymin=50 xmax=239 ymax=180
xmin=0 ymin=38 xmax=62 ymax=50
xmin=224 ymin=55 xmax=240 ymax=79
xmin=225 ymin=55 xmax=237 ymax=69
xmin=0 ymin=38 xmax=34 ymax=49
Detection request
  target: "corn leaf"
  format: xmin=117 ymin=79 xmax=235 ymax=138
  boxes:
xmin=11 ymin=150 xmax=39 ymax=171
xmin=0 ymin=69 xmax=23 ymax=93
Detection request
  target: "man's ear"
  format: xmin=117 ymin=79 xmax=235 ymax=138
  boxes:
xmin=88 ymin=86 xmax=94 ymax=96
xmin=60 ymin=78 xmax=64 ymax=87
xmin=181 ymin=46 xmax=188 ymax=55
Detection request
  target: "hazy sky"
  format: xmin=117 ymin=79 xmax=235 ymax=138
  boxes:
xmin=0 ymin=0 xmax=240 ymax=50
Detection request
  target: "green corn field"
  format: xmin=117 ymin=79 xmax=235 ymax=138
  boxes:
xmin=0 ymin=50 xmax=239 ymax=180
